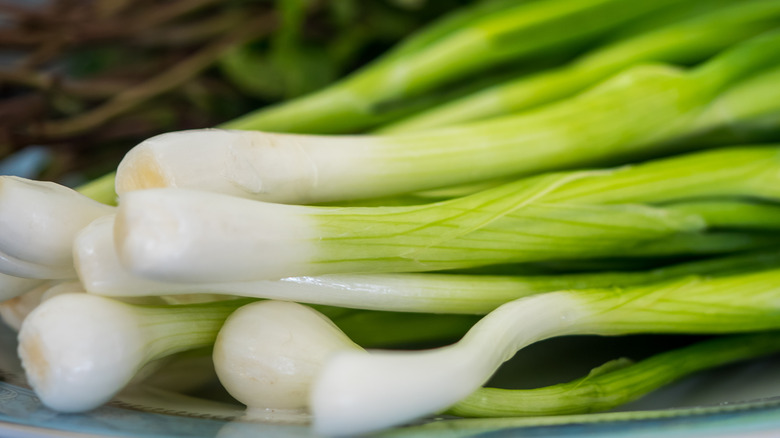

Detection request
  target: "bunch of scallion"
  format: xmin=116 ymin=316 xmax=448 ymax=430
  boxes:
xmin=3 ymin=0 xmax=780 ymax=436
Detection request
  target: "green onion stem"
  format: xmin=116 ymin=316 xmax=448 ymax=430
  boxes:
xmin=380 ymin=0 xmax=780 ymax=133
xmin=132 ymin=299 xmax=252 ymax=363
xmin=113 ymin=172 xmax=708 ymax=283
xmin=666 ymin=200 xmax=780 ymax=230
xmin=221 ymin=0 xmax=686 ymax=134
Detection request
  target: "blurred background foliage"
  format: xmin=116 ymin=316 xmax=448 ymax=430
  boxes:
xmin=0 ymin=0 xmax=475 ymax=185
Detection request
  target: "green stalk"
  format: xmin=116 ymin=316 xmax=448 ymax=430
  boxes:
xmin=617 ymin=231 xmax=780 ymax=257
xmin=114 ymin=171 xmax=710 ymax=283
xmin=308 ymin=188 xmax=704 ymax=275
xmin=680 ymin=110 xmax=780 ymax=149
xmin=447 ymin=332 xmax=780 ymax=417
xmin=127 ymin=299 xmax=251 ymax=362
xmin=667 ymin=200 xmax=780 ymax=230
xmin=678 ymin=66 xmax=780 ymax=147
xmin=308 ymin=212 xmax=779 ymax=276
xmin=370 ymin=0 xmax=527 ymax=64
xmin=509 ymin=248 xmax=780 ymax=276
xmin=680 ymin=62 xmax=780 ymax=137
xmin=590 ymin=272 xmax=780 ymax=333
xmin=542 ymin=146 xmax=780 ymax=205
xmin=380 ymin=0 xmax=780 ymax=133
xmin=648 ymin=249 xmax=780 ymax=278
xmin=322 ymin=146 xmax=780 ymax=208
xmin=221 ymin=0 xmax=687 ymax=134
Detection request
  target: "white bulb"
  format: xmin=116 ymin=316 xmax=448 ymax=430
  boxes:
xmin=213 ymin=301 xmax=363 ymax=412
xmin=18 ymin=293 xmax=146 ymax=412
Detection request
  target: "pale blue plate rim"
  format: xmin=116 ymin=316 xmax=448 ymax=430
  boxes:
xmin=5 ymin=378 xmax=780 ymax=438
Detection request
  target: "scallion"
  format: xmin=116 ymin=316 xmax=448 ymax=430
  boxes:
xmin=311 ymin=269 xmax=780 ymax=435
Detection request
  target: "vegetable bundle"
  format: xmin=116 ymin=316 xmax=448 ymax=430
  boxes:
xmin=3 ymin=0 xmax=780 ymax=436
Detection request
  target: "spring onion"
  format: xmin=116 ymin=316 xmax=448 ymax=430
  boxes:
xmin=75 ymin=208 xmax=780 ymax=313
xmin=114 ymin=31 xmax=780 ymax=204
xmin=17 ymin=292 xmax=253 ymax=412
xmin=311 ymin=269 xmax=780 ymax=435
xmin=113 ymin=184 xmax=708 ymax=283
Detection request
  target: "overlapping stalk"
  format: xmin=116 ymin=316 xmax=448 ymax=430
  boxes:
xmin=381 ymin=0 xmax=780 ymax=133
xmin=110 ymin=146 xmax=780 ymax=284
xmin=221 ymin=0 xmax=689 ymax=134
